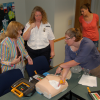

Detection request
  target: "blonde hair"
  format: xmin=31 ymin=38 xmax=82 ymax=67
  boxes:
xmin=5 ymin=21 xmax=24 ymax=39
xmin=65 ymin=28 xmax=82 ymax=42
xmin=29 ymin=6 xmax=48 ymax=24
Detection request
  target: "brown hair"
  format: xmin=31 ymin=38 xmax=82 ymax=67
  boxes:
xmin=29 ymin=6 xmax=48 ymax=24
xmin=5 ymin=21 xmax=24 ymax=39
xmin=80 ymin=3 xmax=92 ymax=13
xmin=65 ymin=28 xmax=82 ymax=42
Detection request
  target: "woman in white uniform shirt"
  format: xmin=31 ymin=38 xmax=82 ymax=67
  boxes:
xmin=23 ymin=6 xmax=55 ymax=64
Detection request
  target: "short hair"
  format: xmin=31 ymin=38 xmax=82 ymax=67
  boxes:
xmin=29 ymin=6 xmax=48 ymax=24
xmin=5 ymin=21 xmax=24 ymax=39
xmin=80 ymin=3 xmax=92 ymax=13
xmin=65 ymin=28 xmax=82 ymax=42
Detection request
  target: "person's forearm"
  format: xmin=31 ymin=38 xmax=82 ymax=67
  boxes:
xmin=60 ymin=60 xmax=80 ymax=69
xmin=61 ymin=68 xmax=70 ymax=80
xmin=49 ymin=40 xmax=54 ymax=52
xmin=23 ymin=27 xmax=31 ymax=40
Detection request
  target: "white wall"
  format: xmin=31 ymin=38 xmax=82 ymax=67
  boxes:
xmin=91 ymin=0 xmax=100 ymax=50
xmin=0 ymin=0 xmax=26 ymax=25
xmin=53 ymin=0 xmax=76 ymax=66
xmin=54 ymin=0 xmax=76 ymax=39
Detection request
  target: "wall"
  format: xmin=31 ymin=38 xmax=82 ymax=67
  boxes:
xmin=0 ymin=0 xmax=26 ymax=25
xmin=91 ymin=0 xmax=100 ymax=50
xmin=53 ymin=0 xmax=76 ymax=66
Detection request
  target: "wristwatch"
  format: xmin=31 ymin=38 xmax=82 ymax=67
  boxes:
xmin=59 ymin=65 xmax=63 ymax=70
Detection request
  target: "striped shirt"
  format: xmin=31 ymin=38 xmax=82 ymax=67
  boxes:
xmin=0 ymin=36 xmax=29 ymax=73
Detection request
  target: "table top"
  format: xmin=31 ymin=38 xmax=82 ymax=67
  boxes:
xmin=0 ymin=67 xmax=81 ymax=100
xmin=71 ymin=77 xmax=100 ymax=100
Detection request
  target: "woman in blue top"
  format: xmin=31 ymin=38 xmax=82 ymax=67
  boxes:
xmin=55 ymin=28 xmax=100 ymax=83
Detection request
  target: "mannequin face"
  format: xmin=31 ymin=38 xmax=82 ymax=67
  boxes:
xmin=80 ymin=8 xmax=88 ymax=16
xmin=35 ymin=11 xmax=42 ymax=22
xmin=65 ymin=35 xmax=75 ymax=46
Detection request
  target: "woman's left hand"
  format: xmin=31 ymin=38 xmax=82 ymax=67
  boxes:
xmin=50 ymin=51 xmax=55 ymax=58
xmin=27 ymin=56 xmax=33 ymax=65
xmin=58 ymin=77 xmax=66 ymax=86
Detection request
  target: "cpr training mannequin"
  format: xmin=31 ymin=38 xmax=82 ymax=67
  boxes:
xmin=35 ymin=70 xmax=71 ymax=99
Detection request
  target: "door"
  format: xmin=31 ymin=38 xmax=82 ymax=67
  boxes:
xmin=74 ymin=0 xmax=91 ymax=28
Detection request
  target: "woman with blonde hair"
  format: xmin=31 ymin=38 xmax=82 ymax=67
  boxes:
xmin=23 ymin=6 xmax=55 ymax=64
xmin=55 ymin=28 xmax=100 ymax=84
xmin=0 ymin=21 xmax=33 ymax=76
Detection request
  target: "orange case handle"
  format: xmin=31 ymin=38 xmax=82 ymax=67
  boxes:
xmin=11 ymin=88 xmax=23 ymax=98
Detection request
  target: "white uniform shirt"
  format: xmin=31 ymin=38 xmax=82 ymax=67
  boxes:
xmin=23 ymin=22 xmax=55 ymax=50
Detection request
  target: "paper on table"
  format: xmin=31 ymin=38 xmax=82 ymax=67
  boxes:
xmin=78 ymin=74 xmax=97 ymax=87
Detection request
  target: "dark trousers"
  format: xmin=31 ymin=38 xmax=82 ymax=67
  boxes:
xmin=26 ymin=45 xmax=51 ymax=65
xmin=90 ymin=65 xmax=100 ymax=78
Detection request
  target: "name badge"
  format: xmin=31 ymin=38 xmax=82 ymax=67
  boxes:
xmin=43 ymin=28 xmax=45 ymax=32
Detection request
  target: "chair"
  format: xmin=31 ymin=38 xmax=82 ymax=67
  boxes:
xmin=25 ymin=56 xmax=50 ymax=77
xmin=0 ymin=69 xmax=24 ymax=97
xmin=0 ymin=63 xmax=1 ymax=74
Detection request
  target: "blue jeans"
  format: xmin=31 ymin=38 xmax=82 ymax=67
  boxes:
xmin=93 ymin=41 xmax=98 ymax=47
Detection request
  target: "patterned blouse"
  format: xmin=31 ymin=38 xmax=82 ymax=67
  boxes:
xmin=0 ymin=36 xmax=29 ymax=73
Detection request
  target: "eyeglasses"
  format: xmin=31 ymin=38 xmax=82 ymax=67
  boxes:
xmin=65 ymin=37 xmax=71 ymax=40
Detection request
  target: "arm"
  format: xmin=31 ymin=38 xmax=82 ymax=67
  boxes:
xmin=60 ymin=60 xmax=80 ymax=69
xmin=55 ymin=60 xmax=80 ymax=75
xmin=49 ymin=40 xmax=55 ymax=58
xmin=23 ymin=47 xmax=33 ymax=65
xmin=56 ymin=60 xmax=80 ymax=84
xmin=19 ymin=36 xmax=33 ymax=65
xmin=23 ymin=23 xmax=36 ymax=40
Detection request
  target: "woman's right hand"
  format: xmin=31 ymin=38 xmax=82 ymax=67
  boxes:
xmin=30 ymin=23 xmax=36 ymax=30
xmin=55 ymin=66 xmax=62 ymax=75
xmin=11 ymin=56 xmax=21 ymax=65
